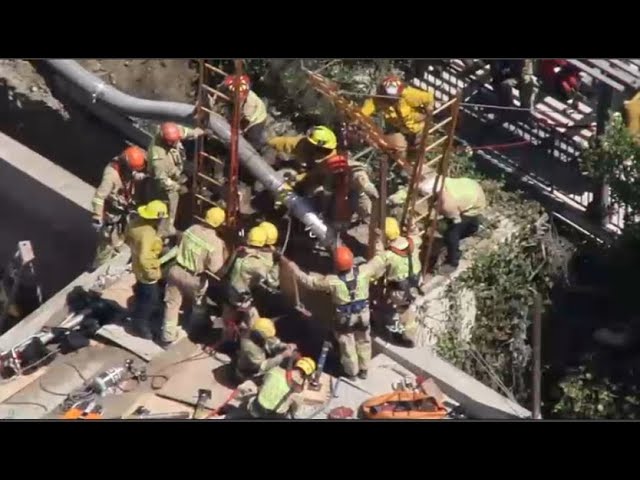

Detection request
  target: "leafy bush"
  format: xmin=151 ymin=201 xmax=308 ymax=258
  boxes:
xmin=581 ymin=113 xmax=640 ymax=218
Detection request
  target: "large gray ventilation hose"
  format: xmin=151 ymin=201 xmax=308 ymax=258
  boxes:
xmin=42 ymin=59 xmax=333 ymax=245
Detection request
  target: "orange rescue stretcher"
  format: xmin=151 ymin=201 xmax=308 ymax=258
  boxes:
xmin=361 ymin=391 xmax=448 ymax=420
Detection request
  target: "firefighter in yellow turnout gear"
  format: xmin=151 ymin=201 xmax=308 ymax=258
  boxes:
xmin=287 ymin=246 xmax=383 ymax=380
xmin=161 ymin=207 xmax=227 ymax=347
xmin=222 ymin=226 xmax=279 ymax=333
xmin=361 ymin=75 xmax=435 ymax=163
xmin=267 ymin=126 xmax=338 ymax=176
xmin=125 ymin=200 xmax=167 ymax=340
xmin=421 ymin=174 xmax=487 ymax=274
xmin=146 ymin=122 xmax=205 ymax=237
xmin=235 ymin=317 xmax=295 ymax=382
xmin=91 ymin=146 xmax=147 ymax=269
xmin=247 ymin=356 xmax=316 ymax=419
xmin=370 ymin=217 xmax=423 ymax=347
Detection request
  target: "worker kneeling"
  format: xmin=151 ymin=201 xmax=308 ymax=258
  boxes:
xmin=371 ymin=218 xmax=423 ymax=347
xmin=247 ymin=356 xmax=316 ymax=419
xmin=421 ymin=174 xmax=487 ymax=275
xmin=235 ymin=317 xmax=296 ymax=383
xmin=287 ymin=246 xmax=382 ymax=380
xmin=223 ymin=226 xmax=278 ymax=337
xmin=161 ymin=207 xmax=227 ymax=348
xmin=125 ymin=200 xmax=167 ymax=340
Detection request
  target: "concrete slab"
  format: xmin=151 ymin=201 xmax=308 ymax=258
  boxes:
xmin=374 ymin=338 xmax=530 ymax=419
xmin=2 ymin=345 xmax=130 ymax=419
xmin=156 ymin=353 xmax=233 ymax=411
xmin=0 ymin=249 xmax=130 ymax=353
xmin=96 ymin=323 xmax=165 ymax=362
xmin=0 ymin=367 xmax=49 ymax=403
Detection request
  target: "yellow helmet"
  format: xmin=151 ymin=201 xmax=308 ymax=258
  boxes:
xmin=306 ymin=126 xmax=337 ymax=150
xmin=295 ymin=357 xmax=316 ymax=377
xmin=252 ymin=317 xmax=276 ymax=338
xmin=137 ymin=200 xmax=168 ymax=220
xmin=259 ymin=222 xmax=279 ymax=246
xmin=205 ymin=207 xmax=225 ymax=228
xmin=247 ymin=226 xmax=267 ymax=247
xmin=385 ymin=217 xmax=401 ymax=241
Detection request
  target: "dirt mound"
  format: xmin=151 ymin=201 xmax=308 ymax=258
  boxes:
xmin=76 ymin=59 xmax=197 ymax=104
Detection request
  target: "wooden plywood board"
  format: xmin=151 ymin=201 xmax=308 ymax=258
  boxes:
xmin=301 ymin=372 xmax=332 ymax=406
xmin=156 ymin=354 xmax=235 ymax=410
xmin=96 ymin=323 xmax=164 ymax=362
xmin=0 ymin=367 xmax=49 ymax=404
xmin=100 ymin=272 xmax=136 ymax=310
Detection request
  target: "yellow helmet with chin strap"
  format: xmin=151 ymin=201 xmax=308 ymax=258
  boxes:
xmin=259 ymin=222 xmax=279 ymax=246
xmin=247 ymin=226 xmax=267 ymax=247
xmin=306 ymin=126 xmax=337 ymax=150
xmin=137 ymin=200 xmax=168 ymax=220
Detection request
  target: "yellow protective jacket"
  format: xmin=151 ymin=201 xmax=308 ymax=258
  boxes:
xmin=267 ymin=135 xmax=336 ymax=170
xmin=92 ymin=163 xmax=135 ymax=221
xmin=228 ymin=247 xmax=276 ymax=294
xmin=293 ymin=260 xmax=383 ymax=307
xmin=176 ymin=224 xmax=226 ymax=275
xmin=125 ymin=216 xmax=163 ymax=284
xmin=371 ymin=227 xmax=423 ymax=283
xmin=147 ymin=125 xmax=195 ymax=193
xmin=243 ymin=91 xmax=268 ymax=130
xmin=236 ymin=335 xmax=287 ymax=379
xmin=252 ymin=366 xmax=304 ymax=417
xmin=361 ymin=86 xmax=435 ymax=135
xmin=439 ymin=177 xmax=487 ymax=223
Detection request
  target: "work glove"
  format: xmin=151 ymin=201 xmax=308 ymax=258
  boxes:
xmin=178 ymin=185 xmax=189 ymax=195
xmin=132 ymin=171 xmax=147 ymax=181
xmin=91 ymin=218 xmax=103 ymax=232
xmin=365 ymin=185 xmax=380 ymax=199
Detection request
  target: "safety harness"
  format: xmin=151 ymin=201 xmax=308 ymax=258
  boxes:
xmin=388 ymin=237 xmax=420 ymax=301
xmin=336 ymin=267 xmax=368 ymax=319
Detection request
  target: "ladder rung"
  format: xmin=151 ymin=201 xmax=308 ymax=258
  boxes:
xmin=424 ymin=135 xmax=448 ymax=154
xmin=415 ymin=194 xmax=432 ymax=207
xmin=201 ymin=84 xmax=230 ymax=101
xmin=198 ymin=105 xmax=216 ymax=115
xmin=203 ymin=62 xmax=228 ymax=77
xmin=197 ymin=172 xmax=223 ymax=187
xmin=200 ymin=151 xmax=224 ymax=165
xmin=427 ymin=154 xmax=444 ymax=166
xmin=194 ymin=193 xmax=218 ymax=207
xmin=414 ymin=211 xmax=431 ymax=222
xmin=428 ymin=117 xmax=452 ymax=135
xmin=433 ymin=98 xmax=458 ymax=116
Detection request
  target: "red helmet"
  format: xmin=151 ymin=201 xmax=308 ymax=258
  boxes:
xmin=334 ymin=246 xmax=354 ymax=272
xmin=381 ymin=75 xmax=404 ymax=96
xmin=122 ymin=146 xmax=146 ymax=171
xmin=223 ymin=75 xmax=251 ymax=98
xmin=326 ymin=154 xmax=349 ymax=174
xmin=160 ymin=122 xmax=182 ymax=145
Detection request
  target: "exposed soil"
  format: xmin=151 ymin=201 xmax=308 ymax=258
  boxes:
xmin=76 ymin=59 xmax=197 ymax=103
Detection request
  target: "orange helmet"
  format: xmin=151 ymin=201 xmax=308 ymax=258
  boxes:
xmin=334 ymin=246 xmax=354 ymax=272
xmin=160 ymin=122 xmax=182 ymax=145
xmin=122 ymin=146 xmax=146 ymax=171
xmin=326 ymin=154 xmax=349 ymax=174
xmin=223 ymin=74 xmax=251 ymax=98
xmin=381 ymin=75 xmax=404 ymax=96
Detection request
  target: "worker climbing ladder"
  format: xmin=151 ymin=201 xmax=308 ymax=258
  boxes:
xmin=401 ymin=94 xmax=462 ymax=276
xmin=191 ymin=59 xmax=244 ymax=238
